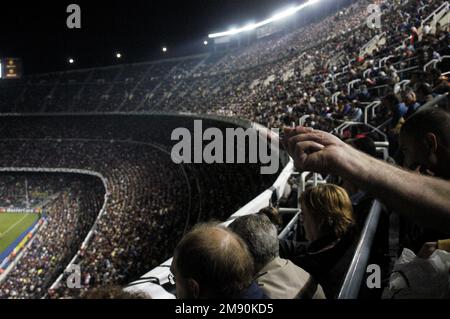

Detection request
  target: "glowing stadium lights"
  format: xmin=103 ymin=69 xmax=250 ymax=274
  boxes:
xmin=204 ymin=40 xmax=208 ymax=46
xmin=272 ymin=7 xmax=299 ymax=20
xmin=116 ymin=52 xmax=122 ymax=59
xmin=68 ymin=58 xmax=75 ymax=64
xmin=242 ymin=23 xmax=257 ymax=31
xmin=228 ymin=27 xmax=238 ymax=35
xmin=162 ymin=47 xmax=168 ymax=53
xmin=208 ymin=0 xmax=321 ymax=39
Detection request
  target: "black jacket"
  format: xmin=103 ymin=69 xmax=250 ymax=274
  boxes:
xmin=279 ymin=229 xmax=357 ymax=299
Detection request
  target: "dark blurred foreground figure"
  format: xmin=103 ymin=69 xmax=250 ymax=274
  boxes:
xmin=171 ymin=223 xmax=268 ymax=299
xmin=399 ymin=108 xmax=450 ymax=251
xmin=230 ymin=214 xmax=326 ymax=299
xmin=400 ymin=107 xmax=450 ymax=179
xmin=279 ymin=184 xmax=357 ymax=299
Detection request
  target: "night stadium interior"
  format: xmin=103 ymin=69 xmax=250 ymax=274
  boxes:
xmin=1 ymin=0 xmax=450 ymax=299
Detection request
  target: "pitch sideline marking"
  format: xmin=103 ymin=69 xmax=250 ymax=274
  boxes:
xmin=0 ymin=214 xmax=29 ymax=240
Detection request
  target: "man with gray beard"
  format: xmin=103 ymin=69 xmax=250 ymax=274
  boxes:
xmin=230 ymin=214 xmax=325 ymax=299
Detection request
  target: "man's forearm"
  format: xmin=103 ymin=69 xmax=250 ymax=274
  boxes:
xmin=338 ymin=148 xmax=450 ymax=233
xmin=285 ymin=126 xmax=450 ymax=232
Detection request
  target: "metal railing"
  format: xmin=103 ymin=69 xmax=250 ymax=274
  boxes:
xmin=359 ymin=33 xmax=386 ymax=57
xmin=298 ymin=172 xmax=327 ymax=193
xmin=278 ymin=211 xmax=301 ymax=240
xmin=299 ymin=115 xmax=311 ymax=126
xmin=364 ymin=101 xmax=381 ymax=124
xmin=421 ymin=1 xmax=449 ymax=29
xmin=332 ymin=92 xmax=341 ymax=105
xmin=374 ymin=141 xmax=390 ymax=161
xmin=333 ymin=121 xmax=387 ymax=140
xmin=348 ymin=79 xmax=361 ymax=95
xmin=338 ymin=200 xmax=383 ymax=299
xmin=379 ymin=55 xmax=395 ymax=68
xmin=424 ymin=55 xmax=450 ymax=72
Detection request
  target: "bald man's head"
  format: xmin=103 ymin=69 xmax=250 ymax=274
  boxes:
xmin=172 ymin=223 xmax=254 ymax=299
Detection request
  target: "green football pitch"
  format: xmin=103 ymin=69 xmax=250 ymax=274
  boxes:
xmin=0 ymin=213 xmax=39 ymax=257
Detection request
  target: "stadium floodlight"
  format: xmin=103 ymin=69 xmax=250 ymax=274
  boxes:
xmin=116 ymin=52 xmax=122 ymax=59
xmin=228 ymin=27 xmax=238 ymax=35
xmin=162 ymin=47 xmax=167 ymax=53
xmin=208 ymin=0 xmax=321 ymax=39
xmin=242 ymin=23 xmax=257 ymax=31
xmin=204 ymin=40 xmax=208 ymax=45
xmin=272 ymin=7 xmax=300 ymax=20
xmin=68 ymin=58 xmax=74 ymax=64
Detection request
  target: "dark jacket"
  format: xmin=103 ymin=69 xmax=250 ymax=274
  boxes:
xmin=279 ymin=229 xmax=357 ymax=299
xmin=238 ymin=282 xmax=270 ymax=299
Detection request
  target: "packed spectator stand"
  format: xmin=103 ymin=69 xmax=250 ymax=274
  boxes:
xmin=0 ymin=116 xmax=276 ymax=298
xmin=0 ymin=174 xmax=104 ymax=298
xmin=0 ymin=0 xmax=450 ymax=299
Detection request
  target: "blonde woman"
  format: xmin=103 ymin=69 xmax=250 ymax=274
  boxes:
xmin=280 ymin=184 xmax=357 ymax=299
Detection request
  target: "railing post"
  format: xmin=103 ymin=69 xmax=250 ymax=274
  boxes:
xmin=338 ymin=201 xmax=383 ymax=299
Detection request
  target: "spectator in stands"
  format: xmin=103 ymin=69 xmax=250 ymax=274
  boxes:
xmin=382 ymin=93 xmax=407 ymax=155
xmin=229 ymin=214 xmax=325 ymax=299
xmin=415 ymin=83 xmax=434 ymax=106
xmin=279 ymin=184 xmax=356 ymax=298
xmin=339 ymin=136 xmax=379 ymax=226
xmin=283 ymin=126 xmax=450 ymax=233
xmin=257 ymin=206 xmax=283 ymax=230
xmin=434 ymin=23 xmax=446 ymax=42
xmin=410 ymin=27 xmax=419 ymax=48
xmin=402 ymin=89 xmax=421 ymax=119
xmin=423 ymin=24 xmax=431 ymax=36
xmin=348 ymin=102 xmax=363 ymax=122
xmin=347 ymin=136 xmax=378 ymax=159
xmin=398 ymin=108 xmax=450 ymax=251
xmin=170 ymin=223 xmax=267 ymax=299
xmin=431 ymin=71 xmax=450 ymax=95
xmin=383 ymin=93 xmax=407 ymax=132
xmin=400 ymin=107 xmax=450 ymax=179
xmin=410 ymin=71 xmax=426 ymax=91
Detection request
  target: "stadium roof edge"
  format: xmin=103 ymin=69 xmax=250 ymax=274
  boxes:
xmin=26 ymin=52 xmax=210 ymax=77
xmin=0 ymin=112 xmax=253 ymax=128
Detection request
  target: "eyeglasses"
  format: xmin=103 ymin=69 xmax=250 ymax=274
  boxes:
xmin=168 ymin=273 xmax=176 ymax=285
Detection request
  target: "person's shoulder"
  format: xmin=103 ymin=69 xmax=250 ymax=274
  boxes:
xmin=239 ymin=282 xmax=270 ymax=300
xmin=261 ymin=257 xmax=311 ymax=282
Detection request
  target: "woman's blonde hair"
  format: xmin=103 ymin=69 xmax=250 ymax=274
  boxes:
xmin=300 ymin=184 xmax=354 ymax=239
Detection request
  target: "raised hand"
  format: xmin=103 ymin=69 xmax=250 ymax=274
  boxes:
xmin=283 ymin=126 xmax=355 ymax=175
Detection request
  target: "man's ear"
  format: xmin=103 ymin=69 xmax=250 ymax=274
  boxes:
xmin=187 ymin=278 xmax=200 ymax=299
xmin=424 ymin=132 xmax=438 ymax=154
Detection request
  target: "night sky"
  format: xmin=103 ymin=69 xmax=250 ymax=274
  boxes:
xmin=0 ymin=0 xmax=303 ymax=74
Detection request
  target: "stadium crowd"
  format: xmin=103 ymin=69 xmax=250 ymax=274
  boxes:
xmin=0 ymin=174 xmax=68 ymax=208
xmin=0 ymin=175 xmax=104 ymax=298
xmin=0 ymin=117 xmax=274 ymax=298
xmin=0 ymin=0 xmax=449 ymax=299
